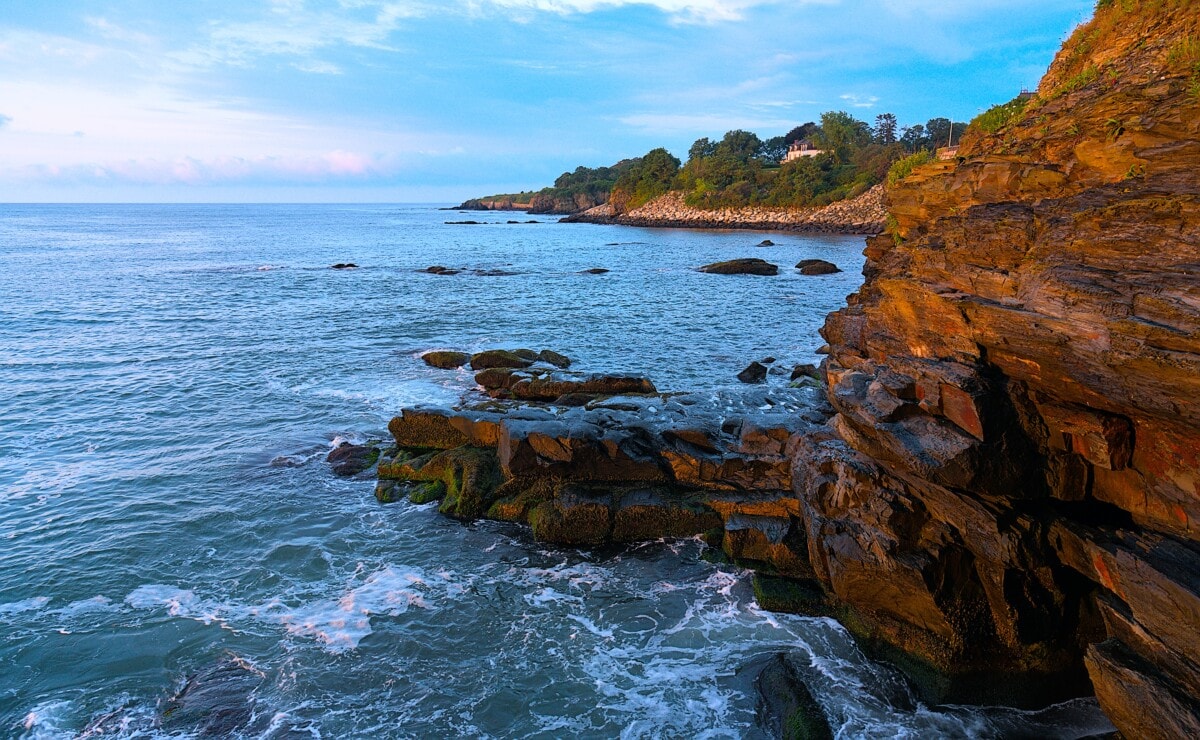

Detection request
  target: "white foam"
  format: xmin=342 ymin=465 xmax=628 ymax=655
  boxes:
xmin=264 ymin=565 xmax=438 ymax=651
xmin=0 ymin=596 xmax=50 ymax=616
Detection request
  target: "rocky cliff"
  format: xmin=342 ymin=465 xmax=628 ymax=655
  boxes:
xmin=807 ymin=1 xmax=1199 ymax=734
xmin=454 ymin=190 xmax=609 ymax=214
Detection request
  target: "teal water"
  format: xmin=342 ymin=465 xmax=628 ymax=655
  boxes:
xmin=1 ymin=205 xmax=1111 ymax=738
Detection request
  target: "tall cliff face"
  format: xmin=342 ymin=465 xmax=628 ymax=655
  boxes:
xmin=803 ymin=1 xmax=1199 ymax=734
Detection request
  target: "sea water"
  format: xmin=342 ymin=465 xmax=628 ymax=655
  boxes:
xmin=0 ymin=204 xmax=1112 ymax=738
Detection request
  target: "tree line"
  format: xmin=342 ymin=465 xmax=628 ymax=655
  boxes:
xmin=605 ymin=111 xmax=968 ymax=212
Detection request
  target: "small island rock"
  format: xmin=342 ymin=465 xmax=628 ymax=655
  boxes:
xmin=700 ymin=258 xmax=779 ymax=276
xmin=795 ymin=259 xmax=841 ymax=275
xmin=470 ymin=349 xmax=535 ymax=370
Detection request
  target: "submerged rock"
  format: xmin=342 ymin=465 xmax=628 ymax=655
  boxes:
xmin=755 ymin=653 xmax=834 ymax=740
xmin=699 ymin=258 xmax=779 ymax=276
xmin=757 ymin=239 xmax=775 ymax=246
xmin=327 ymin=441 xmax=380 ymax=476
xmin=423 ymin=265 xmax=460 ymax=275
xmin=330 ymin=263 xmax=358 ymax=269
xmin=160 ymin=656 xmax=264 ymax=737
xmin=581 ymin=267 xmax=610 ymax=274
xmin=795 ymin=259 xmax=840 ymax=275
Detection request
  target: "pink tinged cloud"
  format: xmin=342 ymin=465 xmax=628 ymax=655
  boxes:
xmin=19 ymin=151 xmax=395 ymax=186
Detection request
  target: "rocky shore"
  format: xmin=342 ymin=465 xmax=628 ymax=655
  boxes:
xmin=563 ymin=185 xmax=887 ymax=235
xmin=363 ymin=3 xmax=1198 ymax=736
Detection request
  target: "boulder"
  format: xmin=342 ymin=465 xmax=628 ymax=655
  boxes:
xmin=423 ymin=265 xmax=460 ymax=275
xmin=757 ymin=239 xmax=775 ymax=246
xmin=327 ymin=442 xmax=380 ymax=476
xmin=738 ymin=362 xmax=768 ymax=384
xmin=470 ymin=349 xmax=535 ymax=370
xmin=795 ymin=259 xmax=841 ymax=275
xmin=791 ymin=363 xmax=821 ymax=381
xmin=699 ymin=258 xmax=779 ymax=276
xmin=537 ymin=349 xmax=572 ymax=368
xmin=330 ymin=263 xmax=358 ymax=269
xmin=421 ymin=350 xmax=470 ymax=369
xmin=755 ymin=653 xmax=834 ymax=740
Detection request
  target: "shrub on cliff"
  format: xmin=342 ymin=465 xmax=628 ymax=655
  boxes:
xmin=886 ymin=150 xmax=935 ymax=186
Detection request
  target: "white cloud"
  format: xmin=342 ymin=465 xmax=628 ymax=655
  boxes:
xmin=840 ymin=93 xmax=879 ymax=108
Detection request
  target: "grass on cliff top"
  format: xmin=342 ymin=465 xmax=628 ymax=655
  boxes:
xmin=969 ymin=96 xmax=1030 ymax=135
xmin=886 ymin=150 xmax=935 ymax=186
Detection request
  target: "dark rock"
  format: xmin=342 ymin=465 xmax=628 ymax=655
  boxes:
xmin=581 ymin=268 xmax=610 ymax=274
xmin=758 ymin=239 xmax=775 ymax=246
xmin=795 ymin=259 xmax=841 ymax=275
xmin=738 ymin=362 xmax=769 ymax=384
xmin=507 ymin=220 xmax=520 ymax=224
xmin=761 ymin=356 xmax=776 ymax=364
xmin=700 ymin=258 xmax=779 ymax=276
xmin=160 ymin=656 xmax=264 ymax=737
xmin=755 ymin=653 xmax=834 ymax=740
xmin=423 ymin=265 xmax=461 ymax=275
xmin=526 ymin=220 xmax=541 ymax=224
xmin=330 ymin=263 xmax=358 ymax=269
xmin=791 ymin=364 xmax=821 ymax=381
xmin=327 ymin=441 xmax=380 ymax=476
xmin=444 ymin=220 xmax=484 ymax=225
xmin=470 ymin=349 xmax=535 ymax=370
xmin=537 ymin=349 xmax=572 ymax=368
xmin=421 ymin=350 xmax=470 ymax=369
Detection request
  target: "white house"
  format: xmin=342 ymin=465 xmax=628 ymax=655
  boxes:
xmin=782 ymin=141 xmax=824 ymax=163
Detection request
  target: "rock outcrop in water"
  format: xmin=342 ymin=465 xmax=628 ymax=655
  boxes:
xmin=375 ymin=387 xmax=828 ymax=555
xmin=787 ymin=1 xmax=1200 ymax=733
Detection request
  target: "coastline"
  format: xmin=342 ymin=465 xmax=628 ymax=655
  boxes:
xmin=561 ymin=185 xmax=886 ymax=235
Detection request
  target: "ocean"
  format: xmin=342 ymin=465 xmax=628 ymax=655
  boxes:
xmin=0 ymin=204 xmax=1111 ymax=738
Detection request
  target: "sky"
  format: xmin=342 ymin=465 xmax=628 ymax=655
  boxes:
xmin=0 ymin=0 xmax=1096 ymax=203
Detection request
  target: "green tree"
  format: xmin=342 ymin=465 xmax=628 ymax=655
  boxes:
xmin=784 ymin=122 xmax=819 ymax=145
xmin=757 ymin=135 xmax=787 ymax=163
xmin=873 ymin=113 xmax=898 ymax=144
xmin=611 ymin=147 xmax=681 ymax=212
xmin=813 ymin=111 xmax=871 ymax=165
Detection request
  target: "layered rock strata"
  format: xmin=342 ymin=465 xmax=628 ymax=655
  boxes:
xmin=565 ymin=185 xmax=886 ymax=234
xmin=376 ymin=386 xmax=828 ymax=561
xmin=800 ymin=1 xmax=1200 ymax=733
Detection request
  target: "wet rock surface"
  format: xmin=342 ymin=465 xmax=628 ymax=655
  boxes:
xmin=327 ymin=441 xmax=380 ymax=477
xmin=160 ymin=656 xmax=265 ymax=736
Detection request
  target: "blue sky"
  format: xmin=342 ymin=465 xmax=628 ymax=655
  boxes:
xmin=0 ymin=0 xmax=1094 ymax=202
